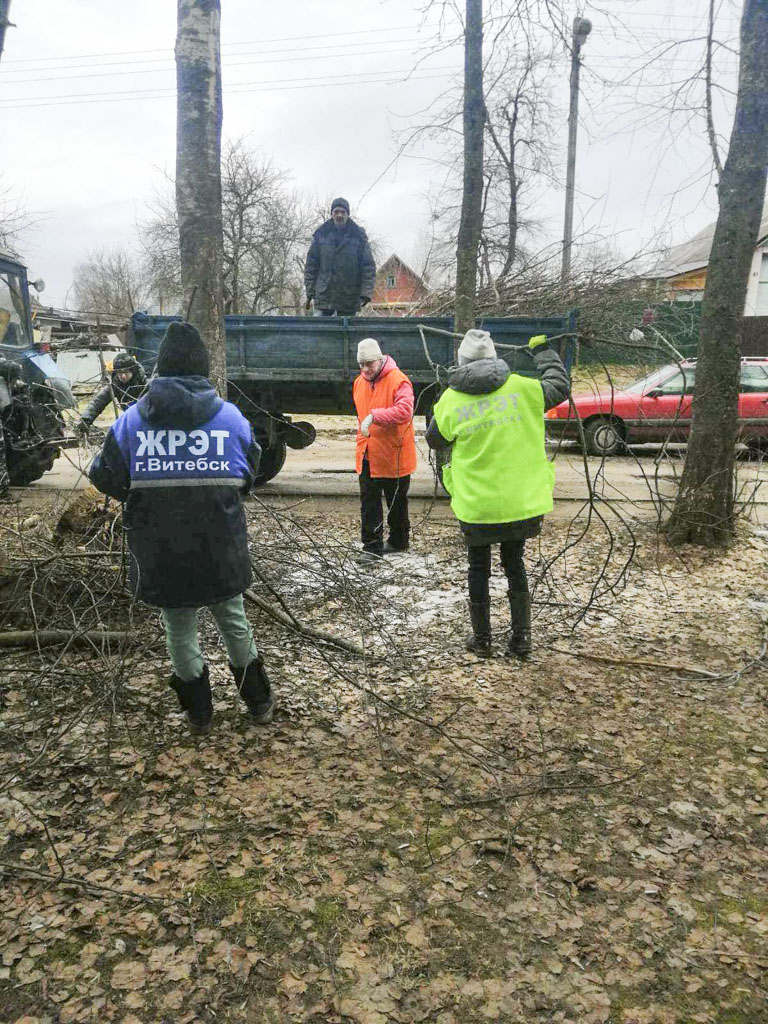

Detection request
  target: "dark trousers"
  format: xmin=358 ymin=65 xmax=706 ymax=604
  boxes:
xmin=467 ymin=540 xmax=527 ymax=605
xmin=359 ymin=457 xmax=410 ymax=553
xmin=319 ymin=308 xmax=357 ymax=317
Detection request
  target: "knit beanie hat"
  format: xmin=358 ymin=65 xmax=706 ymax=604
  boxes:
xmin=357 ymin=337 xmax=383 ymax=363
xmin=113 ymin=352 xmax=139 ymax=371
xmin=457 ymin=329 xmax=496 ymax=366
xmin=330 ymin=197 xmax=350 ymax=215
xmin=156 ymin=321 xmax=210 ymax=378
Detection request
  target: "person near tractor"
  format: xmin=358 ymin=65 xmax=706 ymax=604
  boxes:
xmin=353 ymin=337 xmax=417 ymax=565
xmin=77 ymin=353 xmax=147 ymax=434
xmin=88 ymin=322 xmax=274 ymax=736
xmin=304 ymin=198 xmax=376 ymax=317
xmin=426 ymin=330 xmax=570 ymax=658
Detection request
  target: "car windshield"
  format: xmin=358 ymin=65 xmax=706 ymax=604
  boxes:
xmin=0 ymin=266 xmax=31 ymax=347
xmin=623 ymin=366 xmax=688 ymax=394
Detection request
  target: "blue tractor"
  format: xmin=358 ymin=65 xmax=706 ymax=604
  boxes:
xmin=0 ymin=248 xmax=75 ymax=485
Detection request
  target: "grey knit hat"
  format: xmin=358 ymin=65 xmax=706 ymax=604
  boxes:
xmin=457 ymin=329 xmax=496 ymax=365
xmin=330 ymin=197 xmax=350 ymax=215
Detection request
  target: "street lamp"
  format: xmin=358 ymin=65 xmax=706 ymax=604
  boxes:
xmin=561 ymin=15 xmax=592 ymax=284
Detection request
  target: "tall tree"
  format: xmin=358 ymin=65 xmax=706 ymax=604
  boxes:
xmin=454 ymin=0 xmax=484 ymax=335
xmin=175 ymin=0 xmax=226 ymax=394
xmin=483 ymin=49 xmax=557 ymax=281
xmin=666 ymin=0 xmax=768 ymax=547
xmin=73 ymin=247 xmax=150 ymax=317
xmin=0 ymin=1 xmax=13 ymax=65
xmin=140 ymin=140 xmax=312 ymax=316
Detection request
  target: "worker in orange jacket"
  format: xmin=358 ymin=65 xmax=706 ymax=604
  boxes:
xmin=352 ymin=338 xmax=417 ymax=565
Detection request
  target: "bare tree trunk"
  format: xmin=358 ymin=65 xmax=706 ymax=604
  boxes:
xmin=666 ymin=0 xmax=768 ymax=546
xmin=454 ymin=0 xmax=484 ymax=335
xmin=0 ymin=0 xmax=13 ymax=64
xmin=175 ymin=0 xmax=227 ymax=396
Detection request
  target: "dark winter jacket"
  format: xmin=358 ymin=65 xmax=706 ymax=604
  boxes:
xmin=426 ymin=346 xmax=570 ymax=545
xmin=89 ymin=376 xmax=261 ymax=608
xmin=81 ymin=364 xmax=148 ymax=427
xmin=304 ymin=218 xmax=376 ymax=313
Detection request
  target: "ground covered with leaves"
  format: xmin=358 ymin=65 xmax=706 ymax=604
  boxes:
xmin=0 ymin=489 xmax=767 ymax=1024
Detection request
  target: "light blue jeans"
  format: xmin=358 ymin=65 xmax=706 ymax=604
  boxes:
xmin=161 ymin=594 xmax=258 ymax=681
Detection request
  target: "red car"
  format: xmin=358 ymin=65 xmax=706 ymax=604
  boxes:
xmin=545 ymin=357 xmax=768 ymax=456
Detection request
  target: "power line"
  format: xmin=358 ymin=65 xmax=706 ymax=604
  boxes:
xmin=0 ymin=23 xmax=426 ymax=64
xmin=0 ymin=43 xmax=431 ymax=86
xmin=0 ymin=70 xmax=455 ymax=110
xmin=0 ymin=36 xmax=430 ymax=77
xmin=0 ymin=59 xmax=456 ymax=105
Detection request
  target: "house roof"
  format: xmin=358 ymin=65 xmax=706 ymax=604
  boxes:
xmin=652 ymin=198 xmax=768 ymax=279
xmin=378 ymin=253 xmax=426 ymax=287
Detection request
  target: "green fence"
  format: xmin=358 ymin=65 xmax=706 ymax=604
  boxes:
xmin=578 ymin=301 xmax=702 ymax=367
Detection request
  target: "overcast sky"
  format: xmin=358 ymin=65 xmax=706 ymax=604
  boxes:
xmin=0 ymin=0 xmax=742 ymax=306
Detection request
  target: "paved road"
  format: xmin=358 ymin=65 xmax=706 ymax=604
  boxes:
xmin=17 ymin=420 xmax=768 ymax=523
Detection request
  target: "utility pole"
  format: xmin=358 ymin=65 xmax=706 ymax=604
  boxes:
xmin=0 ymin=1 xmax=14 ymax=65
xmin=561 ymin=15 xmax=592 ymax=283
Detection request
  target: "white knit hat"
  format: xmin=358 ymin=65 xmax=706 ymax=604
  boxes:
xmin=457 ymin=329 xmax=496 ymax=365
xmin=357 ymin=337 xmax=383 ymax=363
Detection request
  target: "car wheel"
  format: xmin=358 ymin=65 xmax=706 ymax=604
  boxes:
xmin=583 ymin=417 xmax=625 ymax=457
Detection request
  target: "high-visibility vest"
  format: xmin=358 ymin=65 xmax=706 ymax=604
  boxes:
xmin=432 ymin=373 xmax=554 ymax=523
xmin=353 ymin=368 xmax=417 ymax=478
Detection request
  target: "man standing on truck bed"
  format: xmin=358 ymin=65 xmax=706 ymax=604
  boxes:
xmin=353 ymin=337 xmax=417 ymax=565
xmin=304 ymin=198 xmax=376 ymax=317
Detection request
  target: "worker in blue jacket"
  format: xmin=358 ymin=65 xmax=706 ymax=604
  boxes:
xmin=89 ymin=321 xmax=274 ymax=736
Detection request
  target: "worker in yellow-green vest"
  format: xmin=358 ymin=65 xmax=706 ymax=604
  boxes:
xmin=426 ymin=329 xmax=570 ymax=658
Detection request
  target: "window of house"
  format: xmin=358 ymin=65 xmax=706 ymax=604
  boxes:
xmin=386 ymin=274 xmax=396 ymax=289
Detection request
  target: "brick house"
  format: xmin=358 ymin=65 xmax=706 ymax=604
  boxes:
xmin=371 ymin=254 xmax=428 ymax=316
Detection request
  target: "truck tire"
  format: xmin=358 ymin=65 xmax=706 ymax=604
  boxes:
xmin=253 ymin=440 xmax=287 ymax=486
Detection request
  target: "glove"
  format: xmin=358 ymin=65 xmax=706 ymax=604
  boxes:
xmin=360 ymin=296 xmax=371 ymax=307
xmin=304 ymin=297 xmax=313 ymax=311
xmin=528 ymin=334 xmax=547 ymax=350
xmin=76 ymin=418 xmax=91 ymax=436
xmin=360 ymin=413 xmax=374 ymax=437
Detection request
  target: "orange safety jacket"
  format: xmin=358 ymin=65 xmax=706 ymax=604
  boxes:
xmin=353 ymin=357 xmax=417 ymax=478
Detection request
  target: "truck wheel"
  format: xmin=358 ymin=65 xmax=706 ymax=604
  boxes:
xmin=583 ymin=417 xmax=625 ymax=457
xmin=253 ymin=440 xmax=287 ymax=486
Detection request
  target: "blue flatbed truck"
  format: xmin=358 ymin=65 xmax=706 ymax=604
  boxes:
xmin=129 ymin=311 xmax=575 ymax=485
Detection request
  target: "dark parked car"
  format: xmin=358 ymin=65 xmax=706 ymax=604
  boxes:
xmin=545 ymin=357 xmax=768 ymax=455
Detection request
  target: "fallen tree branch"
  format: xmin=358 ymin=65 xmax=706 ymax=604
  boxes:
xmin=551 ymin=646 xmax=720 ymax=678
xmin=0 ymin=860 xmax=179 ymax=904
xmin=244 ymin=589 xmax=364 ymax=657
xmin=0 ymin=629 xmax=131 ymax=648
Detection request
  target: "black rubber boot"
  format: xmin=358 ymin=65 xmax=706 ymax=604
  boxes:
xmin=466 ymin=602 xmax=492 ymax=658
xmin=168 ymin=665 xmax=213 ymax=736
xmin=229 ymin=657 xmax=276 ymax=725
xmin=506 ymin=592 xmax=532 ymax=658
